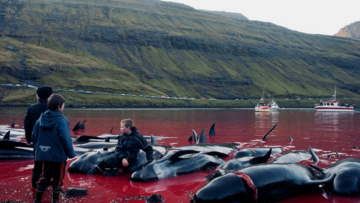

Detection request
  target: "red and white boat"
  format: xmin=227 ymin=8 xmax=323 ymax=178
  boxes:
xmin=314 ymin=87 xmax=355 ymax=112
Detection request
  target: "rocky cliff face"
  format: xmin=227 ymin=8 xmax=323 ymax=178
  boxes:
xmin=0 ymin=0 xmax=360 ymax=99
xmin=335 ymin=21 xmax=360 ymax=40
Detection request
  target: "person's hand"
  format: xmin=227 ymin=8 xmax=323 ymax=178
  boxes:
xmin=26 ymin=142 xmax=32 ymax=146
xmin=122 ymin=158 xmax=129 ymax=167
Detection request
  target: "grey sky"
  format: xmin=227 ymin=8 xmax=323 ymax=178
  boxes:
xmin=162 ymin=0 xmax=360 ymax=35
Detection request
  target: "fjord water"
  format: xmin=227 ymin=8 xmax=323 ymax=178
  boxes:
xmin=0 ymin=107 xmax=359 ymax=203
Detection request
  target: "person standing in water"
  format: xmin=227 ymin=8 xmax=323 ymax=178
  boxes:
xmin=32 ymin=94 xmax=75 ymax=203
xmin=24 ymin=86 xmax=52 ymax=188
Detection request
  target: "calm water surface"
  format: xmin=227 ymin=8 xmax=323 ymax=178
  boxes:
xmin=0 ymin=107 xmax=359 ymax=202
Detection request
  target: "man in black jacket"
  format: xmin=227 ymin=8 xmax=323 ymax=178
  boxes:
xmin=24 ymin=86 xmax=52 ymax=188
xmin=92 ymin=119 xmax=153 ymax=175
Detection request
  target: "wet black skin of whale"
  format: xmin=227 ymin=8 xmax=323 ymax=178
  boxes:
xmin=310 ymin=158 xmax=360 ymax=197
xmin=192 ymin=163 xmax=334 ymax=203
xmin=233 ymin=147 xmax=284 ymax=158
xmin=68 ymin=149 xmax=147 ymax=174
xmin=130 ymin=150 xmax=225 ymax=182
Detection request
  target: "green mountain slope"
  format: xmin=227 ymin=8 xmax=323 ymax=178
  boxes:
xmin=1 ymin=0 xmax=360 ymax=103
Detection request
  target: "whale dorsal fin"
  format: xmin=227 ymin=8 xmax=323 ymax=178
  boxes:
xmin=187 ymin=135 xmax=193 ymax=141
xmin=169 ymin=150 xmax=200 ymax=161
xmin=79 ymin=120 xmax=86 ymax=130
xmin=309 ymin=146 xmax=319 ymax=162
xmin=350 ymin=142 xmax=358 ymax=149
xmin=199 ymin=129 xmax=207 ymax=143
xmin=11 ymin=121 xmax=15 ymax=128
xmin=109 ymin=126 xmax=114 ymax=134
xmin=334 ymin=147 xmax=340 ymax=158
xmin=3 ymin=131 xmax=10 ymax=140
xmin=262 ymin=124 xmax=277 ymax=141
xmin=150 ymin=135 xmax=157 ymax=144
xmin=72 ymin=121 xmax=81 ymax=131
xmin=209 ymin=123 xmax=216 ymax=136
xmin=105 ymin=137 xmax=110 ymax=142
xmin=249 ymin=148 xmax=272 ymax=164
xmin=192 ymin=129 xmax=198 ymax=143
xmin=289 ymin=134 xmax=293 ymax=142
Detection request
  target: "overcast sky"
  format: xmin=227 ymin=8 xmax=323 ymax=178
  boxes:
xmin=161 ymin=0 xmax=360 ymax=36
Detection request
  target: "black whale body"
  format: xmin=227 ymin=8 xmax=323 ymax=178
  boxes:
xmin=130 ymin=150 xmax=225 ymax=182
xmin=234 ymin=147 xmax=284 ymax=158
xmin=68 ymin=149 xmax=147 ymax=174
xmin=192 ymin=163 xmax=334 ymax=203
xmin=311 ymin=158 xmax=360 ymax=197
xmin=269 ymin=150 xmax=312 ymax=164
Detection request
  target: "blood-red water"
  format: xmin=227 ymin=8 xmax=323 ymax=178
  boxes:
xmin=0 ymin=107 xmax=359 ymax=203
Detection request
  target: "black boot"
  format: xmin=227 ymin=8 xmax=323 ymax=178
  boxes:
xmin=33 ymin=185 xmax=46 ymax=203
xmin=52 ymin=186 xmax=61 ymax=203
xmin=31 ymin=172 xmax=41 ymax=188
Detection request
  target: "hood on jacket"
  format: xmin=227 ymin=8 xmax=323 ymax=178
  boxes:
xmin=124 ymin=126 xmax=138 ymax=136
xmin=39 ymin=110 xmax=64 ymax=130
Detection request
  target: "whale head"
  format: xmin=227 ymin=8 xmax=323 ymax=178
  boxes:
xmin=331 ymin=167 xmax=360 ymax=197
xmin=191 ymin=173 xmax=252 ymax=203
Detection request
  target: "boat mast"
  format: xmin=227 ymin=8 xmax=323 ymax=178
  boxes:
xmin=334 ymin=85 xmax=337 ymax=101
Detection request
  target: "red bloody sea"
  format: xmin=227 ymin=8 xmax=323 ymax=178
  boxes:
xmin=0 ymin=107 xmax=359 ymax=203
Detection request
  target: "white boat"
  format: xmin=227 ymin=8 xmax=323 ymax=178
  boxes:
xmin=255 ymin=97 xmax=272 ymax=112
xmin=270 ymin=100 xmax=280 ymax=111
xmin=314 ymin=86 xmax=355 ymax=112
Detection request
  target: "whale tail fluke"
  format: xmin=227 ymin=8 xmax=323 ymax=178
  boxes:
xmin=151 ymin=135 xmax=157 ymax=144
xmin=209 ymin=123 xmax=216 ymax=136
xmin=72 ymin=121 xmax=81 ymax=131
xmin=79 ymin=120 xmax=86 ymax=130
xmin=309 ymin=146 xmax=319 ymax=162
xmin=10 ymin=121 xmax=15 ymax=128
xmin=109 ymin=126 xmax=114 ymax=134
xmin=262 ymin=124 xmax=277 ymax=141
xmin=289 ymin=134 xmax=293 ymax=142
xmin=3 ymin=131 xmax=10 ymax=140
xmin=199 ymin=129 xmax=207 ymax=143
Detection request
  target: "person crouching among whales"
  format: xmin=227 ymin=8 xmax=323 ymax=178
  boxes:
xmin=89 ymin=119 xmax=154 ymax=176
xmin=32 ymin=94 xmax=76 ymax=203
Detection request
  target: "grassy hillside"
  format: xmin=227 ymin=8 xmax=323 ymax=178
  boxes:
xmin=0 ymin=0 xmax=360 ymax=105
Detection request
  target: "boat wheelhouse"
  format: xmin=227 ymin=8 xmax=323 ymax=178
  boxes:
xmin=314 ymin=86 xmax=354 ymax=112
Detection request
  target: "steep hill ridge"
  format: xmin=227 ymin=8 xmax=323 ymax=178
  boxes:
xmin=0 ymin=0 xmax=360 ymax=102
xmin=335 ymin=21 xmax=360 ymax=40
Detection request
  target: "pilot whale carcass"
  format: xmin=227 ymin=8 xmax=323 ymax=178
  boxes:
xmin=309 ymin=158 xmax=360 ymax=197
xmin=191 ymin=163 xmax=335 ymax=203
xmin=68 ymin=149 xmax=147 ymax=174
xmin=130 ymin=150 xmax=225 ymax=182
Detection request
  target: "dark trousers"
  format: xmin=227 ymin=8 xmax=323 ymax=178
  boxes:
xmin=98 ymin=154 xmax=136 ymax=171
xmin=33 ymin=161 xmax=42 ymax=174
xmin=37 ymin=161 xmax=67 ymax=187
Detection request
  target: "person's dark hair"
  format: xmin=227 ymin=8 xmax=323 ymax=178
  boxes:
xmin=121 ymin=119 xmax=134 ymax=130
xmin=47 ymin=94 xmax=65 ymax=111
xmin=36 ymin=86 xmax=52 ymax=99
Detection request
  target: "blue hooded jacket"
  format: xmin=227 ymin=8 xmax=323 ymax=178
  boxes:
xmin=32 ymin=110 xmax=76 ymax=162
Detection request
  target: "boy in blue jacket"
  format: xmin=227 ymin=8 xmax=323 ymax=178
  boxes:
xmin=32 ymin=94 xmax=76 ymax=203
